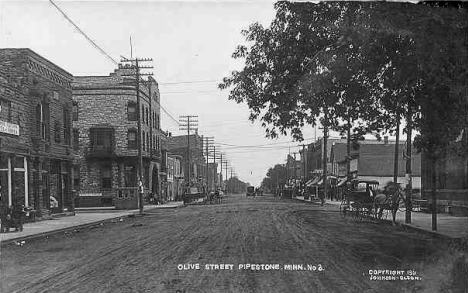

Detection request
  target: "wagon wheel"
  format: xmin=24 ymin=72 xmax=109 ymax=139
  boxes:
xmin=376 ymin=207 xmax=390 ymax=220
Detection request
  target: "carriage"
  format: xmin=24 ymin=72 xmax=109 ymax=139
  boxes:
xmin=339 ymin=179 xmax=406 ymax=223
xmin=339 ymin=180 xmax=379 ymax=220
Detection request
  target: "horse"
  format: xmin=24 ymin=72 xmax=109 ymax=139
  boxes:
xmin=373 ymin=184 xmax=405 ymax=225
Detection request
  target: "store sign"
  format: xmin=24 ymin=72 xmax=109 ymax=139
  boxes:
xmin=79 ymin=192 xmax=102 ymax=197
xmin=0 ymin=120 xmax=19 ymax=136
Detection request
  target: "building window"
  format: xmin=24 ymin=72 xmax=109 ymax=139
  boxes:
xmin=90 ymin=128 xmax=113 ymax=151
xmin=142 ymin=131 xmax=146 ymax=151
xmin=36 ymin=102 xmax=49 ymax=141
xmin=101 ymin=165 xmax=112 ymax=189
xmin=54 ymin=120 xmax=61 ymax=143
xmin=63 ymin=108 xmax=71 ymax=145
xmin=72 ymin=102 xmax=78 ymax=121
xmin=147 ymin=132 xmax=150 ymax=151
xmin=127 ymin=102 xmax=137 ymax=121
xmin=127 ymin=130 xmax=137 ymax=149
xmin=124 ymin=165 xmax=137 ymax=187
xmin=73 ymin=166 xmax=80 ymax=191
xmin=141 ymin=105 xmax=145 ymax=124
xmin=146 ymin=108 xmax=149 ymax=126
xmin=0 ymin=99 xmax=12 ymax=122
xmin=73 ymin=129 xmax=79 ymax=151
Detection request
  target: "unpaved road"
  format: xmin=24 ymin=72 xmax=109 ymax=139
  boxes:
xmin=1 ymin=194 xmax=466 ymax=293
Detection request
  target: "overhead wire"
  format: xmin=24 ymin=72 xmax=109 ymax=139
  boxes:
xmin=49 ymin=0 xmax=180 ymax=126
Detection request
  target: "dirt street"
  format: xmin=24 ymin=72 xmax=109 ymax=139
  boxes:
xmin=0 ymin=194 xmax=466 ymax=293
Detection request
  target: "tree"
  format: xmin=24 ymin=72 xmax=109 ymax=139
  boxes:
xmin=221 ymin=1 xmax=468 ymax=228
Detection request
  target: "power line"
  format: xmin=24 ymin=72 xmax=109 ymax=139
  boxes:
xmin=159 ymin=79 xmax=221 ymax=85
xmin=49 ymin=0 xmax=118 ymax=65
xmin=50 ymin=1 xmax=179 ymax=127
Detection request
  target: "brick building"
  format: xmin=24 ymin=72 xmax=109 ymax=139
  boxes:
xmin=0 ymin=48 xmax=74 ymax=216
xmin=72 ymin=66 xmax=164 ymax=207
xmin=166 ymin=154 xmax=183 ymax=201
xmin=167 ymin=134 xmax=206 ymax=187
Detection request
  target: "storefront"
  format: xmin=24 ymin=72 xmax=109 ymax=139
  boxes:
xmin=0 ymin=153 xmax=29 ymax=208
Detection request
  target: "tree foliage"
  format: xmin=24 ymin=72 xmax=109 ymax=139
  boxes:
xmin=220 ymin=1 xmax=468 ymax=158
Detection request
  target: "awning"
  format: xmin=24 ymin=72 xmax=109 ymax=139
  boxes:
xmin=317 ymin=179 xmax=323 ymax=186
xmin=306 ymin=177 xmax=321 ymax=187
xmin=337 ymin=178 xmax=347 ymax=187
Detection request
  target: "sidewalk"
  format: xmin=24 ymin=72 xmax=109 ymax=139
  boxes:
xmin=0 ymin=201 xmax=184 ymax=243
xmin=293 ymin=196 xmax=468 ymax=240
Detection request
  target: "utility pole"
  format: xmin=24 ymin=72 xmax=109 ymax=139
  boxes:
xmin=322 ymin=108 xmax=329 ymax=206
xmin=204 ymin=136 xmax=214 ymax=191
xmin=346 ymin=115 xmax=352 ymax=207
xmin=300 ymin=144 xmax=307 ymax=183
xmin=179 ymin=115 xmax=198 ymax=187
xmin=213 ymin=149 xmax=222 ymax=189
xmin=394 ymin=110 xmax=400 ymax=183
xmin=222 ymin=160 xmax=228 ymax=193
xmin=405 ymin=107 xmax=413 ymax=223
xmin=121 ymin=56 xmax=153 ymax=215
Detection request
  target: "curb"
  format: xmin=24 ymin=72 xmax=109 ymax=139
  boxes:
xmin=0 ymin=204 xmax=184 ymax=245
xmin=0 ymin=214 xmax=131 ymax=246
xmin=293 ymin=197 xmax=465 ymax=243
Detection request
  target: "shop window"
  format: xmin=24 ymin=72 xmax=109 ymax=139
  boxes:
xmin=101 ymin=166 xmax=112 ymax=189
xmin=127 ymin=130 xmax=137 ymax=149
xmin=72 ymin=102 xmax=78 ymax=121
xmin=0 ymin=154 xmax=8 ymax=170
xmin=0 ymin=99 xmax=12 ymax=122
xmin=14 ymin=156 xmax=25 ymax=169
xmin=127 ymin=102 xmax=137 ymax=121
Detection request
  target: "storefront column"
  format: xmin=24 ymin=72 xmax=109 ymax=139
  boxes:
xmin=7 ymin=156 xmax=12 ymax=206
xmin=24 ymin=156 xmax=29 ymax=207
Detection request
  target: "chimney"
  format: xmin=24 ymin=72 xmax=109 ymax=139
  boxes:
xmin=384 ymin=136 xmax=389 ymax=145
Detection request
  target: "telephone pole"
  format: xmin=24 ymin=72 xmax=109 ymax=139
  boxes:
xmin=121 ymin=56 xmax=153 ymax=215
xmin=179 ymin=115 xmax=198 ymax=187
xmin=204 ymin=136 xmax=214 ymax=191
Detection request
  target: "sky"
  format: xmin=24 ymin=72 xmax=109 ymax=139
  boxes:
xmin=0 ymin=0 xmax=404 ymax=186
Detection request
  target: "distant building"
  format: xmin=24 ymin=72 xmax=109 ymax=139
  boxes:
xmin=0 ymin=48 xmax=74 ymax=216
xmin=166 ymin=134 xmax=206 ymax=186
xmin=330 ymin=140 xmax=422 ymax=189
xmin=72 ymin=66 xmax=164 ymax=207
xmin=166 ymin=154 xmax=183 ymax=201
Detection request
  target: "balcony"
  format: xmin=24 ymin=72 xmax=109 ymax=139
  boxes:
xmin=86 ymin=145 xmax=115 ymax=158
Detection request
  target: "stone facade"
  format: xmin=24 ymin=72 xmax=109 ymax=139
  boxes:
xmin=72 ymin=66 xmax=163 ymax=207
xmin=0 ymin=48 xmax=74 ymax=216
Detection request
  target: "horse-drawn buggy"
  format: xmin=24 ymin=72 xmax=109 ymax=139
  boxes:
xmin=182 ymin=184 xmax=206 ymax=205
xmin=339 ymin=179 xmax=406 ymax=224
